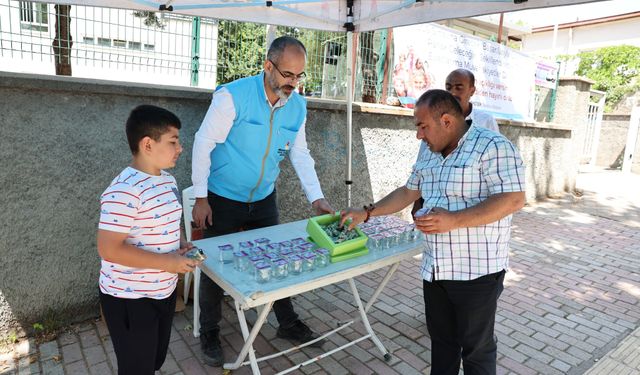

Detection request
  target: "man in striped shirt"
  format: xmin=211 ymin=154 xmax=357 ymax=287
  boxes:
xmin=341 ymin=90 xmax=525 ymax=375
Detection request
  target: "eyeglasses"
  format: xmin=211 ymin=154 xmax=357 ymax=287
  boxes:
xmin=268 ymin=59 xmax=306 ymax=83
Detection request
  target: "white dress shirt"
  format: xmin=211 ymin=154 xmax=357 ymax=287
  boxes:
xmin=191 ymin=87 xmax=324 ymax=203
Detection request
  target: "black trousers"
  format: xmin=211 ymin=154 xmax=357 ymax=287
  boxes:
xmin=199 ymin=191 xmax=299 ymax=338
xmin=423 ymin=270 xmax=505 ymax=375
xmin=99 ymin=290 xmax=176 ymax=375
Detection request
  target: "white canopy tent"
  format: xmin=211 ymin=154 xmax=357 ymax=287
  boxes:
xmin=37 ymin=0 xmax=603 ymax=204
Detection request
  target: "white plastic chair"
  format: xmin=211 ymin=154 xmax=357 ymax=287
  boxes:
xmin=182 ymin=186 xmax=201 ymax=337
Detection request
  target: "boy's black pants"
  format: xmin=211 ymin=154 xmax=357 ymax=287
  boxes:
xmin=423 ymin=270 xmax=505 ymax=375
xmin=100 ymin=290 xmax=177 ymax=375
xmin=199 ymin=191 xmax=299 ymax=338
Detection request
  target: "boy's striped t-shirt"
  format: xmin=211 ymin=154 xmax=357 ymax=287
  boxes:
xmin=98 ymin=166 xmax=182 ymax=299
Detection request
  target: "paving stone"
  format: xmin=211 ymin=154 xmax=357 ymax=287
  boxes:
xmin=61 ymin=343 xmax=83 ymax=364
xmin=177 ymin=357 xmax=207 ymax=375
xmin=79 ymin=330 xmax=101 ymax=348
xmin=315 ymin=355 xmax=349 ymax=375
xmin=515 ymin=343 xmax=554 ymax=364
xmin=41 ymin=359 xmax=64 ymax=375
xmin=394 ymin=348 xmax=428 ymax=371
xmin=64 ymin=360 xmax=89 ymax=375
xmin=57 ymin=333 xmax=77 ymax=347
xmin=510 ymin=332 xmax=545 ymax=350
xmin=83 ymin=345 xmax=107 ymax=366
xmin=38 ymin=341 xmax=60 ymax=361
xmin=169 ymin=339 xmax=194 ymax=362
xmin=88 ymin=361 xmax=113 ymax=375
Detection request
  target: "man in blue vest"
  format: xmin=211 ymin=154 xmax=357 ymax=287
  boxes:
xmin=191 ymin=36 xmax=334 ymax=367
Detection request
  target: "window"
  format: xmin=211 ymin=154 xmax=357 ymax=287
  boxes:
xmin=19 ymin=1 xmax=48 ymax=31
xmin=113 ymin=39 xmax=126 ymax=48
xmin=83 ymin=37 xmax=95 ymax=44
xmin=144 ymin=44 xmax=155 ymax=51
xmin=128 ymin=41 xmax=141 ymax=50
xmin=97 ymin=37 xmax=111 ymax=47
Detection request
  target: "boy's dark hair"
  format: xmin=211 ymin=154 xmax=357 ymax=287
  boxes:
xmin=416 ymin=89 xmax=464 ymax=122
xmin=126 ymin=105 xmax=181 ymax=154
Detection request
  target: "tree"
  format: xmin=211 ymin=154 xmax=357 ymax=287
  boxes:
xmin=52 ymin=5 xmax=72 ymax=76
xmin=216 ymin=21 xmax=266 ymax=85
xmin=359 ymin=31 xmax=377 ymax=103
xmin=576 ymin=45 xmax=640 ymax=111
xmin=132 ymin=11 xmax=165 ymax=29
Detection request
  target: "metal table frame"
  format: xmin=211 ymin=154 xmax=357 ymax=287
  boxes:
xmin=194 ymin=219 xmax=422 ymax=375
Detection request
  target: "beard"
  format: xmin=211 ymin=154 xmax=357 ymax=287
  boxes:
xmin=268 ymin=72 xmax=295 ymax=101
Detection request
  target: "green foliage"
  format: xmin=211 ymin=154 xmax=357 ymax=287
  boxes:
xmin=576 ymin=45 xmax=640 ymax=111
xmin=276 ymin=26 xmax=343 ymax=95
xmin=216 ymin=21 xmax=266 ymax=85
xmin=214 ymin=21 xmax=344 ymax=95
xmin=132 ymin=11 xmax=165 ymax=29
xmin=32 ymin=323 xmax=44 ymax=331
xmin=0 ymin=330 xmax=18 ymax=349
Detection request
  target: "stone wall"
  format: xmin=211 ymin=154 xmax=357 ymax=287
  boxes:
xmin=0 ymin=72 xmax=577 ymax=337
xmin=596 ymin=114 xmax=630 ymax=169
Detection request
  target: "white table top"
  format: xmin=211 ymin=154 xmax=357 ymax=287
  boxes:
xmin=194 ymin=219 xmax=424 ymax=309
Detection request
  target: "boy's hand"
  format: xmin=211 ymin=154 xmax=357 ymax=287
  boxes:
xmin=192 ymin=198 xmax=212 ymax=229
xmin=164 ymin=253 xmax=199 ymax=274
xmin=178 ymin=242 xmax=195 ymax=255
xmin=340 ymin=208 xmax=367 ymax=230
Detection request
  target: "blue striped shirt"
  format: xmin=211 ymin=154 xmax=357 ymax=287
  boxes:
xmin=406 ymin=124 xmax=525 ymax=281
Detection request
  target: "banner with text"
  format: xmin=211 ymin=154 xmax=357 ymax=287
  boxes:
xmin=393 ymin=23 xmax=535 ymax=121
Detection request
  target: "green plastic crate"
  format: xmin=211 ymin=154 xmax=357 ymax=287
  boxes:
xmin=306 ymin=214 xmax=368 ymax=257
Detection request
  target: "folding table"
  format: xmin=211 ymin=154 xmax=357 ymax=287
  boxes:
xmin=194 ymin=219 xmax=423 ymax=375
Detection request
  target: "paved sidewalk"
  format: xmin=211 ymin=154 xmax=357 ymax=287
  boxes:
xmin=1 ymin=169 xmax=639 ymax=375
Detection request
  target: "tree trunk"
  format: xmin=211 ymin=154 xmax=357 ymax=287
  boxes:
xmin=53 ymin=5 xmax=72 ymax=76
xmin=360 ymin=31 xmax=377 ymax=103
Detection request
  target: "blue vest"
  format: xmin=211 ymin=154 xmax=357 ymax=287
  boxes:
xmin=208 ymin=73 xmax=307 ymax=202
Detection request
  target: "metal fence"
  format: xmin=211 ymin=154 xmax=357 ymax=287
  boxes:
xmin=0 ymin=0 xmax=393 ymax=102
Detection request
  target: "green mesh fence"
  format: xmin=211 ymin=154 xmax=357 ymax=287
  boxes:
xmin=0 ymin=0 xmax=396 ymax=101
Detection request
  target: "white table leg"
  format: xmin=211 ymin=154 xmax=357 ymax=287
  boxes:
xmin=364 ymin=262 xmax=400 ymax=313
xmin=348 ymin=277 xmax=392 ymax=361
xmin=224 ymin=300 xmax=274 ymax=374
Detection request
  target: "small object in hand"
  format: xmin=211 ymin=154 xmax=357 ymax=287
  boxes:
xmin=185 ymin=247 xmax=207 ymax=262
xmin=415 ymin=207 xmax=432 ymax=217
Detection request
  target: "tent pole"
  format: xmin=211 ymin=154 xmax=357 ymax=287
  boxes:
xmin=346 ymin=30 xmax=353 ymax=207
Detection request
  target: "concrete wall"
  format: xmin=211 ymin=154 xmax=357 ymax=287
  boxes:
xmin=553 ymin=77 xmax=594 ymax=179
xmin=0 ymin=72 xmax=576 ymax=338
xmin=596 ymin=114 xmax=640 ymax=173
xmin=597 ymin=114 xmax=630 ymax=169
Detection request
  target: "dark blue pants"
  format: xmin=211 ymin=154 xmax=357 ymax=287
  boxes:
xmin=423 ymin=270 xmax=505 ymax=375
xmin=100 ymin=290 xmax=176 ymax=375
xmin=199 ymin=191 xmax=299 ymax=338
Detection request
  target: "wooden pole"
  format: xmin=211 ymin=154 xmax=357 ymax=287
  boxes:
xmin=497 ymin=12 xmax=504 ymax=44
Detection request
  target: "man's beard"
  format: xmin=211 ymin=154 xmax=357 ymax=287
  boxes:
xmin=268 ymin=73 xmax=295 ymax=101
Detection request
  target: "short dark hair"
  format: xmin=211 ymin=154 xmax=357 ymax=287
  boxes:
xmin=267 ymin=36 xmax=306 ymax=63
xmin=415 ymin=89 xmax=464 ymax=122
xmin=449 ymin=68 xmax=475 ymax=87
xmin=125 ymin=105 xmax=181 ymax=154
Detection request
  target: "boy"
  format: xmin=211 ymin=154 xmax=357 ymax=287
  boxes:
xmin=97 ymin=105 xmax=199 ymax=374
